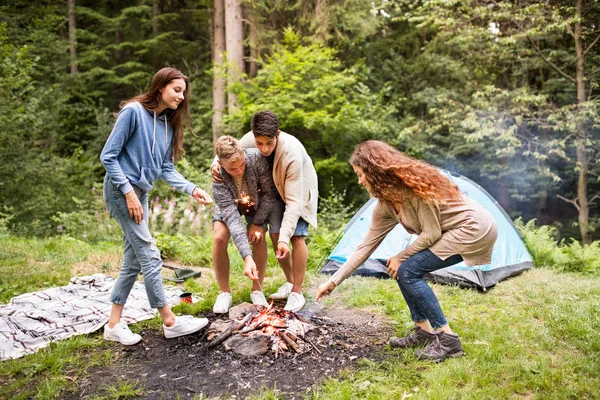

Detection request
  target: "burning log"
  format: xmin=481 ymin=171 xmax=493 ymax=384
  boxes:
xmin=278 ymin=330 xmax=300 ymax=353
xmin=208 ymin=312 xmax=254 ymax=348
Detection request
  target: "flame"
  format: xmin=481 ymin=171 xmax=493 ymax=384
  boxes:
xmin=244 ymin=302 xmax=295 ymax=336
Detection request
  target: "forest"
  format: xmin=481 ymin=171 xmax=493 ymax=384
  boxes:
xmin=2 ymin=2 xmax=600 ymax=399
xmin=1 ymin=0 xmax=599 ymax=243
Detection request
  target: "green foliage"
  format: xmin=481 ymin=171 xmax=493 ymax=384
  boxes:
xmin=516 ymin=218 xmax=600 ymax=275
xmin=317 ymin=180 xmax=355 ymax=231
xmin=154 ymin=233 xmax=213 ymax=267
xmin=0 ymin=18 xmax=102 ymax=236
xmin=231 ymin=29 xmax=398 ymax=158
xmin=370 ymin=0 xmax=600 ymax=237
xmin=51 ymin=184 xmax=121 ymax=244
xmin=227 ymin=29 xmax=398 ymax=198
xmin=91 ymin=379 xmax=144 ymax=400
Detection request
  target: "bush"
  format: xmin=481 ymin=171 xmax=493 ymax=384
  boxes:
xmin=317 ymin=180 xmax=354 ymax=231
xmin=516 ymin=218 xmax=600 ymax=275
xmin=51 ymin=183 xmax=121 ymax=243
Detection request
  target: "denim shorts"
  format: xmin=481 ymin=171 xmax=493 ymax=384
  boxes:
xmin=267 ymin=205 xmax=309 ymax=237
xmin=213 ymin=202 xmax=309 ymax=237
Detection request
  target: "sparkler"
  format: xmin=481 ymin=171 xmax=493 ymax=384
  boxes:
xmin=234 ymin=192 xmax=256 ymax=215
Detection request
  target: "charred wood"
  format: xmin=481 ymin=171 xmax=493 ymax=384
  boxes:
xmin=208 ymin=312 xmax=254 ymax=348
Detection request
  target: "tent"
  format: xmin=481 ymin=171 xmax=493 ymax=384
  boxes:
xmin=321 ymin=171 xmax=534 ymax=290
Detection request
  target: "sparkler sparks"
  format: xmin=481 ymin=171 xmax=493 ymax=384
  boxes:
xmin=234 ymin=192 xmax=256 ymax=215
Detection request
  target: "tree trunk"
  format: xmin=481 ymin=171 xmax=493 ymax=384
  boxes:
xmin=247 ymin=8 xmax=258 ymax=79
xmin=212 ymin=0 xmax=226 ymax=148
xmin=574 ymin=0 xmax=591 ymax=244
xmin=314 ymin=0 xmax=329 ymax=43
xmin=68 ymin=0 xmax=78 ymax=74
xmin=115 ymin=30 xmax=124 ymax=64
xmin=153 ymin=0 xmax=160 ymax=67
xmin=153 ymin=0 xmax=160 ymax=36
xmin=225 ymin=0 xmax=245 ymax=112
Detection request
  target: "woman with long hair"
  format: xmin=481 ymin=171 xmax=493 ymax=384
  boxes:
xmin=100 ymin=67 xmax=213 ymax=345
xmin=316 ymin=140 xmax=498 ymax=362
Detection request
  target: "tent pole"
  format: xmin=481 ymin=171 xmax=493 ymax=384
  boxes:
xmin=315 ymin=228 xmax=344 ymax=273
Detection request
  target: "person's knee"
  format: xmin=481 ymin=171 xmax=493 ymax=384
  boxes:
xmin=213 ymin=231 xmax=230 ymax=249
xmin=290 ymin=236 xmax=306 ymax=248
xmin=398 ymin=259 xmax=422 ymax=286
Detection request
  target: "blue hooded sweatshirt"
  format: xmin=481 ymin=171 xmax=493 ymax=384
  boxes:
xmin=100 ymin=102 xmax=196 ymax=196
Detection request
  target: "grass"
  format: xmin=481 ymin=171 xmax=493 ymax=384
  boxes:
xmin=1 ymin=232 xmax=599 ymax=399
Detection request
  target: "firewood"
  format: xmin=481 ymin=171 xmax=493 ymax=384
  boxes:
xmin=208 ymin=312 xmax=254 ymax=348
xmin=238 ymin=323 xmax=264 ymax=334
xmin=299 ymin=335 xmax=322 ymax=354
xmin=279 ymin=331 xmax=300 ymax=353
xmin=274 ymin=331 xmax=288 ymax=351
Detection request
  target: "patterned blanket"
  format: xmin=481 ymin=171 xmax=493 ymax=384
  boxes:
xmin=0 ymin=274 xmax=182 ymax=361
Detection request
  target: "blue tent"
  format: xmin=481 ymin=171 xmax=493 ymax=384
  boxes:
xmin=321 ymin=171 xmax=534 ymax=290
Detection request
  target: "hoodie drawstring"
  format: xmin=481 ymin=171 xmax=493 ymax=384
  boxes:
xmin=152 ymin=111 xmax=156 ymax=158
xmin=151 ymin=111 xmax=169 ymax=159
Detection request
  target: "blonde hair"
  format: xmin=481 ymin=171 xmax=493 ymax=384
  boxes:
xmin=215 ymin=135 xmax=243 ymax=162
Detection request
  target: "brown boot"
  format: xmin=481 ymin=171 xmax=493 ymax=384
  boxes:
xmin=389 ymin=326 xmax=437 ymax=349
xmin=415 ymin=331 xmax=465 ymax=362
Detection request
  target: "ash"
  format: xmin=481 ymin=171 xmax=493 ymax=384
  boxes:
xmin=69 ymin=303 xmax=393 ymax=400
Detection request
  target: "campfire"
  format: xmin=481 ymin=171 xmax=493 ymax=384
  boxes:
xmin=206 ymin=303 xmax=321 ymax=357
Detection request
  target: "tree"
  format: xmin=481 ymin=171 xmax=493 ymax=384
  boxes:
xmin=212 ymin=0 xmax=226 ymax=147
xmin=224 ymin=0 xmax=244 ymax=112
xmin=372 ymin=0 xmax=600 ymax=242
xmin=68 ymin=0 xmax=78 ymax=73
xmin=227 ymin=29 xmax=398 ymax=202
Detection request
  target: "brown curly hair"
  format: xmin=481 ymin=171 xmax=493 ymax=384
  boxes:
xmin=349 ymin=140 xmax=461 ymax=204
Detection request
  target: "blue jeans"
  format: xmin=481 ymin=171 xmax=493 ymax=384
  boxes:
xmin=396 ymin=249 xmax=463 ymax=329
xmin=103 ymin=175 xmax=167 ymax=308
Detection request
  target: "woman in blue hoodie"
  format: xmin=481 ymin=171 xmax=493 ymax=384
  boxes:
xmin=100 ymin=67 xmax=213 ymax=345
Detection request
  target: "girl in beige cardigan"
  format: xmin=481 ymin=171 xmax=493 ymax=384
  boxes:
xmin=316 ymin=140 xmax=497 ymax=362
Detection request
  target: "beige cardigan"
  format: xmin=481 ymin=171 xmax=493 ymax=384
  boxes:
xmin=329 ymin=191 xmax=498 ymax=286
xmin=239 ymin=131 xmax=318 ymax=244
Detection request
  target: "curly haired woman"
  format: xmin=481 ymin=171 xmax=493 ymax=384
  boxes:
xmin=316 ymin=140 xmax=498 ymax=362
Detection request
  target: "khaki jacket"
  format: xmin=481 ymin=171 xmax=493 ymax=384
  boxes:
xmin=239 ymin=131 xmax=318 ymax=244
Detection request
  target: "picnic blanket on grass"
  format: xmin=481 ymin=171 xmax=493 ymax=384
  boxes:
xmin=0 ymin=274 xmax=181 ymax=361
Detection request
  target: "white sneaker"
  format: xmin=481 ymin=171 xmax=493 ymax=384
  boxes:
xmin=284 ymin=292 xmax=305 ymax=312
xmin=250 ymin=291 xmax=269 ymax=307
xmin=269 ymin=282 xmax=293 ymax=299
xmin=213 ymin=292 xmax=232 ymax=314
xmin=163 ymin=315 xmax=209 ymax=339
xmin=103 ymin=321 xmax=142 ymax=345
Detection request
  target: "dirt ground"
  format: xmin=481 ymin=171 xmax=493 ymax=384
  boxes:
xmin=69 ymin=302 xmax=395 ymax=399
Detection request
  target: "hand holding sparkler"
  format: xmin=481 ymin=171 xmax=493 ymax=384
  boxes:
xmin=316 ymin=280 xmax=337 ymax=301
xmin=276 ymin=242 xmax=290 ymax=259
xmin=243 ymin=255 xmax=259 ymax=281
xmin=248 ymin=224 xmax=266 ymax=244
xmin=192 ymin=187 xmax=213 ymax=205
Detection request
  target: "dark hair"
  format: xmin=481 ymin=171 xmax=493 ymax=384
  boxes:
xmin=251 ymin=110 xmax=279 ymax=138
xmin=350 ymin=140 xmax=461 ymax=204
xmin=122 ymin=67 xmax=191 ymax=161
